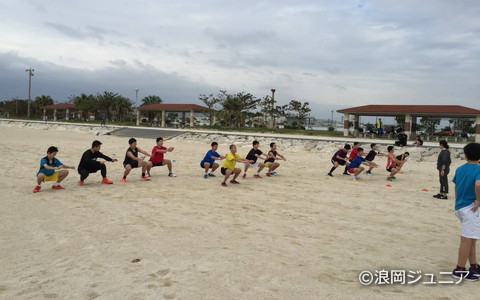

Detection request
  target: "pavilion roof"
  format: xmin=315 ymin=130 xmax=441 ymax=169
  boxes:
xmin=337 ymin=105 xmax=480 ymax=117
xmin=138 ymin=103 xmax=213 ymax=111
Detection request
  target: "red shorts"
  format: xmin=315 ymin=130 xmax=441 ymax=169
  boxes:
xmin=347 ymin=168 xmax=355 ymax=174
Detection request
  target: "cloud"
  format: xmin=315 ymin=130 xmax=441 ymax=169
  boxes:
xmin=44 ymin=23 xmax=86 ymax=39
xmin=0 ymin=0 xmax=479 ymax=120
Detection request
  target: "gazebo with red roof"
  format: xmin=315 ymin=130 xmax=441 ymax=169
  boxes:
xmin=136 ymin=103 xmax=213 ymax=127
xmin=41 ymin=103 xmax=77 ymax=121
xmin=337 ymin=105 xmax=480 ymax=142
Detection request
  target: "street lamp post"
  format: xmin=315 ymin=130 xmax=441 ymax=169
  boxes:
xmin=26 ymin=68 xmax=34 ymax=118
xmin=135 ymin=88 xmax=139 ymax=107
xmin=331 ymin=110 xmax=334 ymax=125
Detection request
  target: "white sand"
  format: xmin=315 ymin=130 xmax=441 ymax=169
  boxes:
xmin=0 ymin=127 xmax=476 ymax=299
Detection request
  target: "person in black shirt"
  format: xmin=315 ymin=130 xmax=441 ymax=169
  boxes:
xmin=395 ymin=130 xmax=408 ymax=147
xmin=264 ymin=142 xmax=286 ymax=176
xmin=121 ymin=138 xmax=152 ymax=182
xmin=244 ymin=140 xmax=268 ymax=178
xmin=77 ymin=140 xmax=117 ymax=185
xmin=413 ymin=135 xmax=424 ymax=147
xmin=364 ymin=143 xmax=384 ymax=175
xmin=434 ymin=140 xmax=452 ymax=200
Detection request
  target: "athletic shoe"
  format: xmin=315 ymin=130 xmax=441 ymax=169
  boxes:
xmin=204 ymin=174 xmax=209 ymax=179
xmin=221 ymin=182 xmax=227 ymax=187
xmin=51 ymin=185 xmax=65 ymax=190
xmin=366 ymin=171 xmax=372 ymax=176
xmin=168 ymin=173 xmax=176 ymax=177
xmin=242 ymin=173 xmax=247 ymax=178
xmin=78 ymin=180 xmax=84 ymax=186
xmin=101 ymin=178 xmax=113 ymax=184
xmin=33 ymin=185 xmax=41 ymax=193
xmin=469 ymin=266 xmax=480 ymax=277
xmin=343 ymin=172 xmax=349 ymax=176
xmin=230 ymin=180 xmax=240 ymax=184
xmin=208 ymin=173 xmax=216 ymax=177
xmin=254 ymin=174 xmax=262 ymax=178
xmin=266 ymin=172 xmax=273 ymax=177
xmin=352 ymin=176 xmax=358 ymax=181
xmin=141 ymin=176 xmax=151 ymax=181
xmin=327 ymin=173 xmax=333 ymax=177
xmin=387 ymin=177 xmax=394 ymax=181
xmin=271 ymin=171 xmax=278 ymax=175
xmin=452 ymin=269 xmax=479 ymax=282
xmin=121 ymin=178 xmax=126 ymax=183
xmin=438 ymin=195 xmax=448 ymax=200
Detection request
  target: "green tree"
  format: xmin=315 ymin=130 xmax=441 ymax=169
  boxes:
xmin=420 ymin=117 xmax=440 ymax=135
xmin=140 ymin=95 xmax=163 ymax=124
xmin=74 ymin=93 xmax=97 ymax=121
xmin=449 ymin=118 xmax=476 ymax=135
xmin=198 ymin=93 xmax=220 ymax=125
xmin=217 ymin=91 xmax=260 ymax=128
xmin=112 ymin=96 xmax=133 ymax=122
xmin=33 ymin=95 xmax=54 ymax=116
xmin=288 ymin=100 xmax=311 ymax=129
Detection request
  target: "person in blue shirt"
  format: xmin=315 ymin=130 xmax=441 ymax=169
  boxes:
xmin=200 ymin=142 xmax=225 ymax=179
xmin=33 ymin=146 xmax=75 ymax=193
xmin=451 ymin=143 xmax=480 ymax=281
xmin=346 ymin=147 xmax=378 ymax=182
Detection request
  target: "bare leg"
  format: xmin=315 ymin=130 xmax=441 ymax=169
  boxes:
xmin=36 ymin=173 xmax=45 ymax=185
xmin=164 ymin=159 xmax=172 ymax=173
xmin=457 ymin=236 xmax=474 ymax=268
xmin=257 ymin=163 xmax=265 ymax=173
xmin=57 ymin=170 xmax=69 ymax=182
xmin=223 ymin=169 xmax=232 ymax=183
xmin=211 ymin=163 xmax=219 ymax=173
xmin=233 ymin=168 xmax=241 ymax=180
xmin=204 ymin=162 xmax=211 ymax=174
xmin=269 ymin=162 xmax=280 ymax=172
xmin=470 ymin=240 xmax=477 ymax=266
xmin=354 ymin=167 xmax=364 ymax=176
xmin=123 ymin=164 xmax=132 ymax=178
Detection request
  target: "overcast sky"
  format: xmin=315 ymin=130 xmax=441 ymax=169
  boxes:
xmin=1 ymin=0 xmax=479 ymax=119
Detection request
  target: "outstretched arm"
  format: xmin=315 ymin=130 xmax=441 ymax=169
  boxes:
xmin=138 ymin=148 xmax=151 ymax=157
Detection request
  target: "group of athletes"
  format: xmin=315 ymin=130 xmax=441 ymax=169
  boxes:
xmin=32 ymin=138 xmax=287 ymax=192
xmin=327 ymin=142 xmax=409 ymax=182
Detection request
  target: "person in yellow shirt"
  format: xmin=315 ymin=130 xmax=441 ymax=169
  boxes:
xmin=221 ymin=145 xmax=253 ymax=187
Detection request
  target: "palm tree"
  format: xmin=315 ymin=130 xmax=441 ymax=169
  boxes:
xmin=141 ymin=95 xmax=163 ymax=124
xmin=112 ymin=96 xmax=133 ymax=122
xmin=74 ymin=94 xmax=97 ymax=121
xmin=34 ymin=95 xmax=53 ymax=116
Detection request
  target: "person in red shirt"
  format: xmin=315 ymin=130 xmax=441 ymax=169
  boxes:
xmin=343 ymin=142 xmax=360 ymax=175
xmin=147 ymin=137 xmax=175 ymax=177
xmin=386 ymin=146 xmax=403 ymax=181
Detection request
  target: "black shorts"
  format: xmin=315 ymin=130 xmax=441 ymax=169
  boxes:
xmin=386 ymin=167 xmax=393 ymax=172
xmin=200 ymin=161 xmax=214 ymax=169
xmin=332 ymin=159 xmax=346 ymax=166
xmin=151 ymin=161 xmax=164 ymax=167
xmin=221 ymin=167 xmax=228 ymax=175
xmin=124 ymin=161 xmax=139 ymax=169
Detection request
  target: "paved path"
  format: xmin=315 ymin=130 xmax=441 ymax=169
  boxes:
xmin=111 ymin=127 xmax=184 ymax=140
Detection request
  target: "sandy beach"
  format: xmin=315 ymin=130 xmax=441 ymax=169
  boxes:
xmin=0 ymin=126 xmax=477 ymax=299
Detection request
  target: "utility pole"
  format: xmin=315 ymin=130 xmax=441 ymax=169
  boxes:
xmin=270 ymin=89 xmax=276 ymax=128
xmin=135 ymin=88 xmax=139 ymax=107
xmin=26 ymin=68 xmax=34 ymax=118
